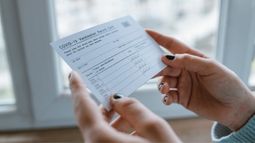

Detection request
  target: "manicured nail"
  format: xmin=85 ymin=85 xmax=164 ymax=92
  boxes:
xmin=68 ymin=72 xmax=72 ymax=80
xmin=158 ymin=82 xmax=164 ymax=90
xmin=165 ymin=55 xmax=175 ymax=60
xmin=113 ymin=94 xmax=122 ymax=99
xmin=163 ymin=96 xmax=168 ymax=104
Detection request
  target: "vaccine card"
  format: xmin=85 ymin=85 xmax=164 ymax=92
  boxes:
xmin=51 ymin=16 xmax=165 ymax=109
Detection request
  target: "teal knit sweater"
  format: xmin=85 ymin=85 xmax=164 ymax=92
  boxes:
xmin=211 ymin=115 xmax=255 ymax=143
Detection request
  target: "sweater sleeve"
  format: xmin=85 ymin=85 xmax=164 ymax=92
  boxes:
xmin=211 ymin=115 xmax=255 ymax=143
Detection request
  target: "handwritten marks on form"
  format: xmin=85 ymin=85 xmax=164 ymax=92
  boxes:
xmin=51 ymin=16 xmax=165 ymax=109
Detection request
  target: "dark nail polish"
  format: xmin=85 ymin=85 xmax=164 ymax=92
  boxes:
xmin=165 ymin=55 xmax=175 ymax=60
xmin=158 ymin=82 xmax=164 ymax=90
xmin=163 ymin=96 xmax=168 ymax=104
xmin=113 ymin=94 xmax=122 ymax=99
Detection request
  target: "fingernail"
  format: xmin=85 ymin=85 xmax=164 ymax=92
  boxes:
xmin=163 ymin=96 xmax=168 ymax=105
xmin=113 ymin=94 xmax=122 ymax=99
xmin=68 ymin=72 xmax=72 ymax=80
xmin=158 ymin=82 xmax=164 ymax=90
xmin=165 ymin=55 xmax=175 ymax=60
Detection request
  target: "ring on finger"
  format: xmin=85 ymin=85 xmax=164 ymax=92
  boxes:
xmin=169 ymin=88 xmax=178 ymax=91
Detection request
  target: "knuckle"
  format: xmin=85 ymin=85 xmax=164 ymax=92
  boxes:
xmin=178 ymin=54 xmax=192 ymax=69
xmin=180 ymin=53 xmax=190 ymax=60
xmin=70 ymin=80 xmax=81 ymax=91
xmin=206 ymin=58 xmax=215 ymax=65
xmin=119 ymin=98 xmax=138 ymax=109
xmin=179 ymin=54 xmax=191 ymax=64
xmin=204 ymin=58 xmax=217 ymax=70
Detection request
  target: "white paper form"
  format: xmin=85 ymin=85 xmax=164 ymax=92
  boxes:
xmin=51 ymin=16 xmax=165 ymax=109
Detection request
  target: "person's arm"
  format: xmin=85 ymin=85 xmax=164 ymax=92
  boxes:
xmin=211 ymin=115 xmax=255 ymax=143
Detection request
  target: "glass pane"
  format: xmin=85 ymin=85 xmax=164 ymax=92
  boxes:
xmin=54 ymin=0 xmax=219 ymax=88
xmin=249 ymin=59 xmax=255 ymax=86
xmin=0 ymin=13 xmax=15 ymax=105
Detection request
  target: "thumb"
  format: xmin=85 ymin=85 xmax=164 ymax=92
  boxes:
xmin=110 ymin=95 xmax=165 ymax=135
xmin=162 ymin=54 xmax=216 ymax=76
xmin=69 ymin=71 xmax=103 ymax=130
xmin=110 ymin=95 xmax=181 ymax=142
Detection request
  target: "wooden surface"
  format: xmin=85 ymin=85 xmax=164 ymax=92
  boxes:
xmin=0 ymin=118 xmax=213 ymax=143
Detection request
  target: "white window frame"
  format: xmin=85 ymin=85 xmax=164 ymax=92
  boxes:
xmin=217 ymin=0 xmax=255 ymax=84
xmin=0 ymin=0 xmax=254 ymax=130
xmin=0 ymin=0 xmax=33 ymax=130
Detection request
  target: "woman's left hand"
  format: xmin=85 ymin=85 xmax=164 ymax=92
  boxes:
xmin=69 ymin=71 xmax=181 ymax=143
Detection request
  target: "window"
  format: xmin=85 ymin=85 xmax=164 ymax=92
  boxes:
xmin=216 ymin=0 xmax=255 ymax=88
xmin=249 ymin=58 xmax=255 ymax=87
xmin=54 ymin=0 xmax=220 ymax=88
xmin=0 ymin=12 xmax=15 ymax=106
xmin=0 ymin=0 xmax=254 ymax=130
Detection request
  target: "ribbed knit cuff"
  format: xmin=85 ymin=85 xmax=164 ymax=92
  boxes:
xmin=211 ymin=115 xmax=255 ymax=143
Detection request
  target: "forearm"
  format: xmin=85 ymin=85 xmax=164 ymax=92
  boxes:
xmin=231 ymin=92 xmax=255 ymax=130
xmin=211 ymin=115 xmax=255 ymax=143
xmin=211 ymin=93 xmax=255 ymax=143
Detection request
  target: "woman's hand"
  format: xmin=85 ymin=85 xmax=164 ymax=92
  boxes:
xmin=147 ymin=30 xmax=255 ymax=131
xmin=69 ymin=72 xmax=181 ymax=143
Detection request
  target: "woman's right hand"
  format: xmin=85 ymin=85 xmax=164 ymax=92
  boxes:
xmin=147 ymin=30 xmax=255 ymax=131
xmin=69 ymin=72 xmax=181 ymax=143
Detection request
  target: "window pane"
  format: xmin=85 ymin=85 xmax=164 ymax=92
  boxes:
xmin=54 ymin=0 xmax=219 ymax=88
xmin=0 ymin=13 xmax=15 ymax=105
xmin=249 ymin=59 xmax=255 ymax=86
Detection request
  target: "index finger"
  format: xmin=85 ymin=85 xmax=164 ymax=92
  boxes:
xmin=69 ymin=71 xmax=104 ymax=130
xmin=146 ymin=29 xmax=205 ymax=57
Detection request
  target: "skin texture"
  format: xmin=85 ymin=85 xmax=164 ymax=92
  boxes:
xmin=69 ymin=72 xmax=181 ymax=143
xmin=146 ymin=30 xmax=255 ymax=131
xmin=69 ymin=29 xmax=255 ymax=142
